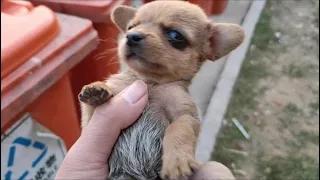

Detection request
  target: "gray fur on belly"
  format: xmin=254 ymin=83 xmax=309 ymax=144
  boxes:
xmin=108 ymin=106 xmax=169 ymax=180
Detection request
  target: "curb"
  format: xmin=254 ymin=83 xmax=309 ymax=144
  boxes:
xmin=196 ymin=0 xmax=267 ymax=163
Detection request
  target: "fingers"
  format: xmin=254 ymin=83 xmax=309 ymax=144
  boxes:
xmin=190 ymin=161 xmax=235 ymax=180
xmin=92 ymin=79 xmax=148 ymax=131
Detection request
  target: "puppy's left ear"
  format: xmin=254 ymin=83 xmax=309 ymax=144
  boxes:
xmin=111 ymin=5 xmax=137 ymax=32
xmin=207 ymin=23 xmax=245 ymax=61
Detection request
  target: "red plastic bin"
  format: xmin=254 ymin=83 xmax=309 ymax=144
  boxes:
xmin=1 ymin=0 xmax=98 ymax=149
xmin=143 ymin=0 xmax=228 ymax=15
xmin=28 ymin=0 xmax=131 ymax=119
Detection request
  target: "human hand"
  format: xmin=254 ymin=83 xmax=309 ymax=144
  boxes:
xmin=55 ymin=80 xmax=148 ymax=179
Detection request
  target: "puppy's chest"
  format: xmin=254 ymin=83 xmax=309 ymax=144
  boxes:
xmin=143 ymin=83 xmax=190 ymax=123
xmin=142 ymin=86 xmax=174 ymax=123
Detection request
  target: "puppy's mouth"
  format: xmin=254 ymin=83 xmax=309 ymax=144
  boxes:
xmin=126 ymin=52 xmax=162 ymax=72
xmin=125 ymin=51 xmax=158 ymax=68
xmin=126 ymin=52 xmax=145 ymax=61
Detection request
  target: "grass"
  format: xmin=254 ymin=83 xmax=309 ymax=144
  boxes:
xmin=278 ymin=103 xmax=303 ymax=130
xmin=296 ymin=130 xmax=319 ymax=145
xmin=312 ymin=0 xmax=319 ymax=28
xmin=224 ymin=0 xmax=274 ymax=121
xmin=256 ymin=155 xmax=319 ymax=180
xmin=278 ymin=116 xmax=292 ymax=129
xmin=211 ymin=123 xmax=249 ymax=169
xmin=282 ymin=63 xmax=317 ymax=78
xmin=211 ymin=1 xmax=319 ymax=179
xmin=312 ymin=0 xmax=319 ymax=43
xmin=286 ymin=139 xmax=304 ymax=150
xmin=309 ymin=99 xmax=319 ymax=116
xmin=283 ymin=63 xmax=305 ymax=78
xmin=283 ymin=102 xmax=304 ymax=115
xmin=211 ymin=0 xmax=274 ymax=173
xmin=286 ymin=130 xmax=319 ymax=151
xmin=309 ymin=100 xmax=319 ymax=111
xmin=225 ymin=58 xmax=269 ymax=121
xmin=255 ymin=118 xmax=267 ymax=130
xmin=250 ymin=0 xmax=277 ymax=51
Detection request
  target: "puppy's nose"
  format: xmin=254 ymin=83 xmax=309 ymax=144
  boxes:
xmin=127 ymin=33 xmax=144 ymax=47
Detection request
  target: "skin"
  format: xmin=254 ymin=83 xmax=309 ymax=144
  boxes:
xmin=56 ymin=81 xmax=235 ymax=180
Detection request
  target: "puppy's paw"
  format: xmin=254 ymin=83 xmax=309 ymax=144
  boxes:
xmin=161 ymin=152 xmax=199 ymax=180
xmin=78 ymin=82 xmax=113 ymax=106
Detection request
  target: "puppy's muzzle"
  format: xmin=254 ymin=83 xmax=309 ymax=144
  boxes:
xmin=127 ymin=32 xmax=144 ymax=47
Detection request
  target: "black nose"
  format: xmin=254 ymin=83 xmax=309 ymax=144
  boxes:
xmin=127 ymin=33 xmax=144 ymax=47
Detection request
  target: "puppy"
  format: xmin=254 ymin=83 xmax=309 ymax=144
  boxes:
xmin=78 ymin=1 xmax=244 ymax=180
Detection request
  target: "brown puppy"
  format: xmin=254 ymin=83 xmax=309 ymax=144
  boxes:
xmin=79 ymin=1 xmax=244 ymax=180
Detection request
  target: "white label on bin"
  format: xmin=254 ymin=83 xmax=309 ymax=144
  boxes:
xmin=1 ymin=114 xmax=67 ymax=180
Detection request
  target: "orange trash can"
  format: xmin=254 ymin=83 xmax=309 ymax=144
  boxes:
xmin=188 ymin=0 xmax=228 ymax=15
xmin=28 ymin=0 xmax=131 ymax=119
xmin=1 ymin=0 xmax=99 ymax=150
xmin=143 ymin=0 xmax=228 ymax=15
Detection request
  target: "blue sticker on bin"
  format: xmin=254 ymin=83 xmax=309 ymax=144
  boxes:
xmin=5 ymin=137 xmax=47 ymax=180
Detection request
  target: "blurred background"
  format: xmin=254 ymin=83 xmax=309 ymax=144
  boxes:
xmin=1 ymin=0 xmax=319 ymax=179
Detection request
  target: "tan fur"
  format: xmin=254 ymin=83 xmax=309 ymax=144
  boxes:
xmin=209 ymin=23 xmax=245 ymax=60
xmin=111 ymin=6 xmax=137 ymax=32
xmin=162 ymin=114 xmax=200 ymax=179
xmin=79 ymin=1 xmax=244 ymax=179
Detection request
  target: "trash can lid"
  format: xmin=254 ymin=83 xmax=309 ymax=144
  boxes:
xmin=1 ymin=0 xmax=34 ymax=15
xmin=28 ymin=0 xmax=130 ymax=23
xmin=1 ymin=0 xmax=60 ymax=79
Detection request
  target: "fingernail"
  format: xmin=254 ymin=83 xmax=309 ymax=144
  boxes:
xmin=122 ymin=80 xmax=147 ymax=104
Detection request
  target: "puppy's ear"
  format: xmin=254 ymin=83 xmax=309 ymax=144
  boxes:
xmin=207 ymin=23 xmax=245 ymax=61
xmin=111 ymin=5 xmax=137 ymax=32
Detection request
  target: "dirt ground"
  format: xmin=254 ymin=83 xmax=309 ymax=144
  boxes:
xmin=211 ymin=0 xmax=319 ymax=179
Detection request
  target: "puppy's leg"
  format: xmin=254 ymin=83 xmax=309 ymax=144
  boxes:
xmin=78 ymin=81 xmax=113 ymax=130
xmin=80 ymin=103 xmax=95 ymax=131
xmin=161 ymin=114 xmax=200 ymax=180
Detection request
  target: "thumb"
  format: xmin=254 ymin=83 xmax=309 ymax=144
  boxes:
xmin=64 ymin=80 xmax=148 ymax=163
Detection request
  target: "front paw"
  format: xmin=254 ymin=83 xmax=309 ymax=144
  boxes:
xmin=78 ymin=82 xmax=113 ymax=106
xmin=161 ymin=152 xmax=199 ymax=180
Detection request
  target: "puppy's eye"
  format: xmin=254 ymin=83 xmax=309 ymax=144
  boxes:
xmin=167 ymin=30 xmax=184 ymax=41
xmin=165 ymin=30 xmax=188 ymax=50
xmin=127 ymin=25 xmax=134 ymax=30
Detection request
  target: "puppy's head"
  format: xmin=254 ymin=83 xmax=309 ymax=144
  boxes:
xmin=111 ymin=1 xmax=244 ymax=83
